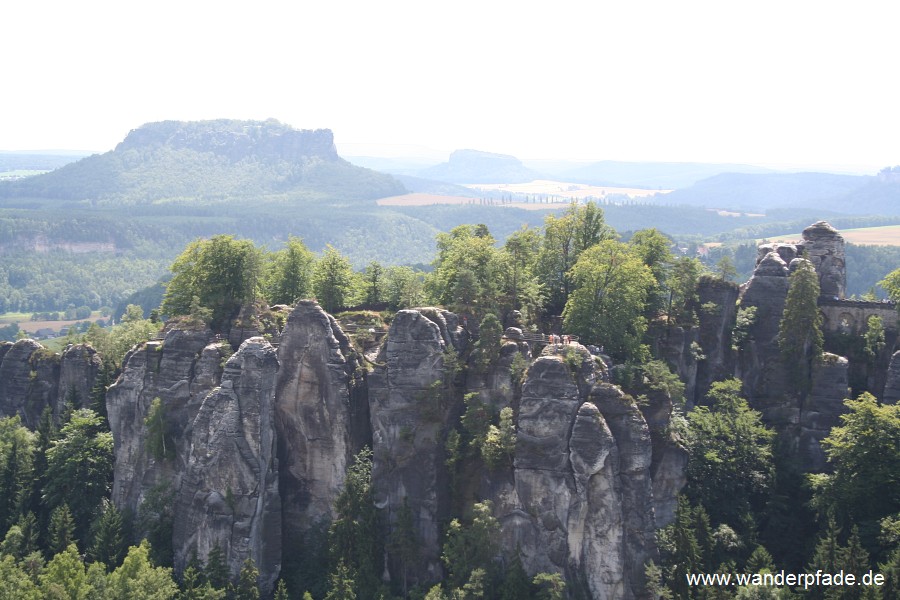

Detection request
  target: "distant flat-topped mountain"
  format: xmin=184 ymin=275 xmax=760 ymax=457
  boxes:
xmin=0 ymin=119 xmax=404 ymax=204
xmin=418 ymin=149 xmax=539 ymax=184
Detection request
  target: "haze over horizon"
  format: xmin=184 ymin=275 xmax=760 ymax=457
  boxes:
xmin=2 ymin=1 xmax=898 ymax=174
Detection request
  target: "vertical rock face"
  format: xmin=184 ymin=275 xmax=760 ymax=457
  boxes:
xmin=0 ymin=339 xmax=60 ymax=427
xmin=801 ymin=221 xmax=845 ymax=299
xmin=107 ymin=327 xmax=217 ymax=513
xmin=368 ymin=308 xmax=465 ymax=582
xmin=0 ymin=340 xmax=98 ymax=424
xmin=737 ymin=250 xmax=853 ymax=471
xmin=737 ymin=251 xmax=791 ymax=416
xmin=174 ymin=337 xmax=282 ymax=593
xmin=58 ymin=343 xmax=101 ymax=409
xmin=273 ymin=301 xmax=365 ymax=550
xmin=883 ymin=350 xmax=900 ymax=404
xmin=799 ymin=355 xmax=850 ymax=471
xmin=484 ymin=348 xmax=663 ymax=600
xmin=694 ymin=278 xmax=740 ymax=404
xmin=20 ymin=302 xmax=680 ymax=599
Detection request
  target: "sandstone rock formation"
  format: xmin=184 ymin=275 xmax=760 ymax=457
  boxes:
xmin=174 ymin=337 xmax=281 ymax=592
xmin=800 ymin=221 xmax=845 ymax=299
xmin=368 ymin=308 xmax=466 ymax=581
xmin=274 ymin=301 xmax=367 ymax=560
xmin=883 ymin=350 xmax=900 ymax=404
xmin=6 ymin=303 xmax=685 ymax=599
xmin=0 ymin=340 xmax=100 ymax=427
xmin=478 ymin=347 xmax=668 ymax=600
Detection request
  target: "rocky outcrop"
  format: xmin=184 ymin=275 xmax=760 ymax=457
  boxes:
xmin=368 ymin=308 xmax=466 ymax=582
xmin=107 ymin=327 xmax=218 ymax=513
xmin=800 ymin=221 xmax=845 ymax=299
xmin=694 ymin=277 xmax=740 ymax=404
xmin=736 ymin=251 xmax=854 ymax=470
xmin=754 ymin=221 xmax=846 ymax=300
xmin=57 ymin=343 xmax=101 ymax=409
xmin=737 ymin=251 xmax=791 ymax=415
xmin=883 ymin=350 xmax=900 ymax=404
xmin=116 ymin=120 xmax=340 ymax=163
xmin=274 ymin=301 xmax=366 ymax=553
xmin=0 ymin=339 xmax=60 ymax=427
xmin=799 ymin=354 xmax=850 ymax=471
xmin=174 ymin=337 xmax=281 ymax=593
xmin=0 ymin=340 xmax=98 ymax=425
xmin=482 ymin=347 xmax=663 ymax=600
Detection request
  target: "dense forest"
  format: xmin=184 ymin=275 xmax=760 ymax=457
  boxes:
xmin=2 ymin=202 xmax=900 ymax=599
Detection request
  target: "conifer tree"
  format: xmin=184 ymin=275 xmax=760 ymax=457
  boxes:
xmin=273 ymin=580 xmax=289 ymax=600
xmin=778 ymin=259 xmax=823 ymax=398
xmin=500 ymin=551 xmax=533 ymax=600
xmin=88 ymin=499 xmax=127 ymax=570
xmin=205 ymin=544 xmax=229 ymax=591
xmin=232 ymin=558 xmax=260 ymax=600
xmin=48 ymin=503 xmax=76 ymax=556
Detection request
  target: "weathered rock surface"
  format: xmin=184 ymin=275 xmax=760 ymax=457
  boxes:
xmin=883 ymin=350 xmax=900 ymax=404
xmin=736 ymin=251 xmax=854 ymax=470
xmin=481 ymin=348 xmax=664 ymax=600
xmin=368 ymin=308 xmax=465 ymax=582
xmin=801 ymin=221 xmax=845 ymax=299
xmin=107 ymin=327 xmax=217 ymax=513
xmin=798 ymin=354 xmax=850 ymax=471
xmin=174 ymin=337 xmax=281 ymax=593
xmin=0 ymin=340 xmax=98 ymax=425
xmin=737 ymin=251 xmax=791 ymax=416
xmin=57 ymin=343 xmax=101 ymax=409
xmin=694 ymin=278 xmax=740 ymax=404
xmin=274 ymin=301 xmax=366 ymax=551
xmin=0 ymin=339 xmax=60 ymax=427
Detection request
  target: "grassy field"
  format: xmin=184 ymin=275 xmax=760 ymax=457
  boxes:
xmin=376 ymin=180 xmax=672 ymax=210
xmin=377 ymin=193 xmax=565 ymax=210
xmin=760 ymin=225 xmax=900 ymax=246
xmin=0 ymin=311 xmax=103 ymax=334
xmin=464 ymin=179 xmax=670 ymax=200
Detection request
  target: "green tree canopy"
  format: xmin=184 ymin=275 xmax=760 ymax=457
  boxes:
xmin=312 ymin=245 xmax=357 ymax=314
xmin=562 ymin=240 xmax=654 ymax=361
xmin=162 ymin=235 xmax=263 ymax=329
xmin=811 ymin=392 xmax=900 ymax=554
xmin=428 ymin=224 xmax=502 ymax=316
xmin=685 ymin=379 xmax=775 ymax=530
xmin=536 ymin=201 xmax=615 ymax=312
xmin=42 ymin=408 xmax=114 ymax=541
xmin=264 ymin=236 xmax=315 ymax=306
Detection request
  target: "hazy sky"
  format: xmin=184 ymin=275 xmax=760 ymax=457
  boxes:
xmin=2 ymin=1 xmax=898 ymax=172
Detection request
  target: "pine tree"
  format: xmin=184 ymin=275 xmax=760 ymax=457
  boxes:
xmin=205 ymin=543 xmax=229 ymax=591
xmin=88 ymin=499 xmax=127 ymax=570
xmin=807 ymin=519 xmax=842 ymax=600
xmin=500 ymin=552 xmax=533 ymax=600
xmin=232 ymin=558 xmax=260 ymax=600
xmin=273 ymin=580 xmax=289 ymax=600
xmin=48 ymin=504 xmax=76 ymax=556
xmin=745 ymin=546 xmax=775 ymax=574
xmin=778 ymin=259 xmax=823 ymax=398
xmin=324 ymin=560 xmax=357 ymax=600
xmin=879 ymin=547 xmax=900 ymax=600
xmin=389 ymin=496 xmax=417 ymax=597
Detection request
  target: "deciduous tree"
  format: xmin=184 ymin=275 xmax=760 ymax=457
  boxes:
xmin=562 ymin=240 xmax=654 ymax=361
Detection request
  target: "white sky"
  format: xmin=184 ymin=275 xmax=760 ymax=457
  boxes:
xmin=2 ymin=0 xmax=898 ymax=172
